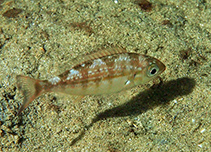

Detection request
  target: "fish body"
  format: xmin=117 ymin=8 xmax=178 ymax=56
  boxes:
xmin=16 ymin=47 xmax=165 ymax=114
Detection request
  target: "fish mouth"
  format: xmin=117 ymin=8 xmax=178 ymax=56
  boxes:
xmin=160 ymin=62 xmax=166 ymax=73
xmin=156 ymin=59 xmax=166 ymax=74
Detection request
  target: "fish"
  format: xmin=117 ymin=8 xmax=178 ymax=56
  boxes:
xmin=16 ymin=47 xmax=166 ymax=115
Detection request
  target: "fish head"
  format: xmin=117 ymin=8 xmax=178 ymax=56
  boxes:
xmin=134 ymin=56 xmax=166 ymax=85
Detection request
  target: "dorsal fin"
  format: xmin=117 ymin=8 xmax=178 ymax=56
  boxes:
xmin=58 ymin=46 xmax=128 ymax=78
xmin=57 ymin=46 xmax=128 ymax=76
xmin=71 ymin=46 xmax=127 ymax=67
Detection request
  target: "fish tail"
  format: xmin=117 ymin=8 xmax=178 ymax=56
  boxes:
xmin=16 ymin=75 xmax=48 ymax=115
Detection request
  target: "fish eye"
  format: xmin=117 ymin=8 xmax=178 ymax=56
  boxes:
xmin=147 ymin=64 xmax=159 ymax=77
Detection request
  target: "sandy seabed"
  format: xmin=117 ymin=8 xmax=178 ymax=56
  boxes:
xmin=0 ymin=0 xmax=210 ymax=151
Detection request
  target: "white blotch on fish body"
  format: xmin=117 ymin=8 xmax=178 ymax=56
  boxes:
xmin=115 ymin=54 xmax=130 ymax=62
xmin=125 ymin=80 xmax=130 ymax=86
xmin=137 ymin=67 xmax=142 ymax=71
xmin=90 ymin=59 xmax=106 ymax=69
xmin=48 ymin=76 xmax=61 ymax=85
xmin=88 ymin=70 xmax=96 ymax=76
xmin=67 ymin=69 xmax=80 ymax=80
xmin=126 ymin=65 xmax=134 ymax=70
xmin=99 ymin=68 xmax=104 ymax=72
xmin=114 ymin=63 xmax=123 ymax=71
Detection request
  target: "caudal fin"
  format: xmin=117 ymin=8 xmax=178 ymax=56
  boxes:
xmin=16 ymin=75 xmax=47 ymax=115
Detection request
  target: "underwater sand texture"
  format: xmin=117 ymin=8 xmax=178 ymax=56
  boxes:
xmin=0 ymin=0 xmax=210 ymax=151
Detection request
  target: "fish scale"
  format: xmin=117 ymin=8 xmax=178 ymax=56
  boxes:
xmin=16 ymin=47 xmax=166 ymax=115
